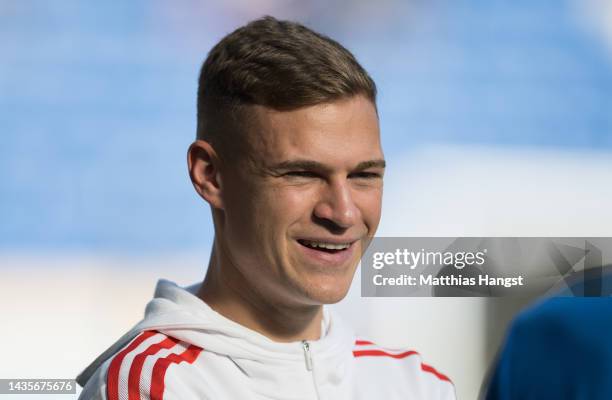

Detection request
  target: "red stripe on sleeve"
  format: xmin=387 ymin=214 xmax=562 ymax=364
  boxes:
xmin=353 ymin=349 xmax=419 ymax=359
xmin=149 ymin=344 xmax=203 ymax=400
xmin=421 ymin=363 xmax=452 ymax=383
xmin=354 ymin=339 xmax=374 ymax=346
xmin=107 ymin=331 xmax=157 ymax=400
xmin=128 ymin=336 xmax=179 ymax=400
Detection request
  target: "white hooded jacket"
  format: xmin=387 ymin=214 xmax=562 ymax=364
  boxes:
xmin=77 ymin=279 xmax=455 ymax=400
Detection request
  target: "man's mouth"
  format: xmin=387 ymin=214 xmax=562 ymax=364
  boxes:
xmin=297 ymin=239 xmax=352 ymax=253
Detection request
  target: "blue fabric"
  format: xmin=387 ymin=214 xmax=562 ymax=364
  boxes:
xmin=485 ymin=297 xmax=612 ymax=400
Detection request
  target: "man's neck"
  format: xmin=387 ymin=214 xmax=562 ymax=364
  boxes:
xmin=196 ymin=245 xmax=324 ymax=343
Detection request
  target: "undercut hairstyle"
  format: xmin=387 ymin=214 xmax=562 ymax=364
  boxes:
xmin=196 ymin=16 xmax=377 ymax=161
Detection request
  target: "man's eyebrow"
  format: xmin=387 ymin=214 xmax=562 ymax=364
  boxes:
xmin=269 ymin=160 xmax=332 ymax=173
xmin=355 ymin=159 xmax=386 ymax=170
xmin=269 ymin=159 xmax=386 ymax=173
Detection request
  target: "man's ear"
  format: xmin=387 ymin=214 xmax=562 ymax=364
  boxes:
xmin=188 ymin=140 xmax=224 ymax=209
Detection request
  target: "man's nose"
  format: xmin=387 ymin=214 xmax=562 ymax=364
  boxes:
xmin=313 ymin=179 xmax=360 ymax=229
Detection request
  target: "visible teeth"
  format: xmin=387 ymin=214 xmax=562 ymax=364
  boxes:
xmin=303 ymin=240 xmax=350 ymax=250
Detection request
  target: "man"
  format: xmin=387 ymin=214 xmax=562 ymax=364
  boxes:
xmin=483 ymin=268 xmax=612 ymax=400
xmin=77 ymin=16 xmax=455 ymax=399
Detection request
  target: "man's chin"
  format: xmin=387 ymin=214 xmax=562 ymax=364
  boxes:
xmin=316 ymin=293 xmax=348 ymax=305
xmin=287 ymin=261 xmax=358 ymax=305
xmin=300 ymin=280 xmax=353 ymax=305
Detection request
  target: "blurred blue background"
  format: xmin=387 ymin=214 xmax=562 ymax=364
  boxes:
xmin=1 ymin=0 xmax=612 ymax=252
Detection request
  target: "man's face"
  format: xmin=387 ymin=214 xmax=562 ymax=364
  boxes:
xmin=219 ymin=95 xmax=384 ymax=307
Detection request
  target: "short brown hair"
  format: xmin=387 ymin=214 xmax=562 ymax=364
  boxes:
xmin=196 ymin=16 xmax=377 ymax=160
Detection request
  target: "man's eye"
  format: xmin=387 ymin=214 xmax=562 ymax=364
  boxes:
xmin=350 ymin=172 xmax=381 ymax=179
xmin=285 ymin=171 xmax=318 ymax=178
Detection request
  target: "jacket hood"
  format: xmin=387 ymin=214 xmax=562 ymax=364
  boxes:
xmin=77 ymin=279 xmax=357 ymax=388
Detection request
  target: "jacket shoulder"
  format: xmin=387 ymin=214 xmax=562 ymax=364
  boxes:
xmin=80 ymin=330 xmax=204 ymax=400
xmin=352 ymin=338 xmax=456 ymax=400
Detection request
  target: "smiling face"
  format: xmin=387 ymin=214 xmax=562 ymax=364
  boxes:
xmin=217 ymin=95 xmax=384 ymax=307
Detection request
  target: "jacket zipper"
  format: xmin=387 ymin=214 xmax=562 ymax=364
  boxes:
xmin=302 ymin=340 xmax=320 ymax=399
xmin=302 ymin=340 xmax=313 ymax=370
